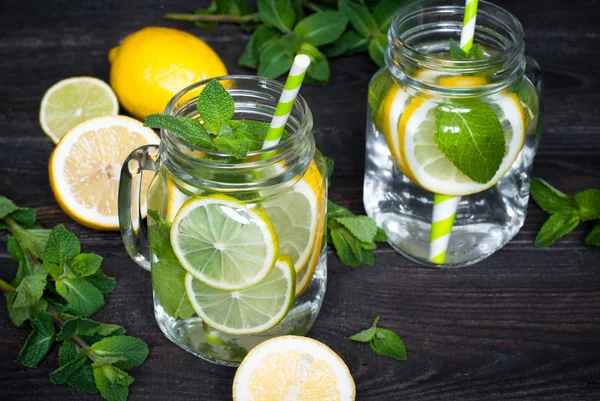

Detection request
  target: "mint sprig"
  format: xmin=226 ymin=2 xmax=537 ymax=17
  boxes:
xmin=449 ymin=38 xmax=485 ymax=59
xmin=349 ymin=316 xmax=407 ymax=361
xmin=0 ymin=196 xmax=148 ymax=401
xmin=164 ymin=0 xmax=412 ymax=82
xmin=326 ymin=158 xmax=387 ymax=266
xmin=145 ymin=79 xmax=274 ymax=159
xmin=530 ymin=178 xmax=600 ymax=247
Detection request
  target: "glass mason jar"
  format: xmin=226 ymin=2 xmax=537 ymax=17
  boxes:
xmin=119 ymin=76 xmax=328 ymax=366
xmin=364 ymin=0 xmax=543 ymax=267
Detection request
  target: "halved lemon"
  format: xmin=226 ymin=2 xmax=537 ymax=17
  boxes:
xmin=40 ymin=77 xmax=119 ymax=143
xmin=263 ymin=161 xmax=325 ymax=274
xmin=233 ymin=335 xmax=356 ymax=401
xmin=185 ymin=256 xmax=295 ymax=335
xmin=171 ymin=195 xmax=279 ymax=290
xmin=49 ymin=115 xmax=159 ymax=230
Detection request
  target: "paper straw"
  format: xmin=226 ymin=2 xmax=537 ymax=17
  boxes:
xmin=260 ymin=54 xmax=311 ymax=159
xmin=428 ymin=0 xmax=479 ymax=264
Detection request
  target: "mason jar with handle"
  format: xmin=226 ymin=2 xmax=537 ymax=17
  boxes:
xmin=364 ymin=0 xmax=543 ymax=267
xmin=118 ymin=76 xmax=328 ymax=366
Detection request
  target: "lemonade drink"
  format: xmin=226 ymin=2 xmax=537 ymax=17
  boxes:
xmin=120 ymin=77 xmax=327 ymax=366
xmin=364 ymin=0 xmax=542 ymax=267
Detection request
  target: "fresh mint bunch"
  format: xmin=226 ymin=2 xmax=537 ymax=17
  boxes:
xmin=164 ymin=0 xmax=414 ymax=82
xmin=326 ymin=158 xmax=388 ymax=266
xmin=349 ymin=316 xmax=407 ymax=360
xmin=0 ymin=196 xmax=148 ymax=401
xmin=144 ymin=79 xmax=272 ymax=159
xmin=530 ymin=178 xmax=600 ymax=247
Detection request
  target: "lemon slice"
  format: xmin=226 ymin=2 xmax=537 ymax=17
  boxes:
xmin=40 ymin=77 xmax=119 ymax=143
xmin=185 ymin=256 xmax=295 ymax=335
xmin=166 ymin=175 xmax=191 ymax=221
xmin=49 ymin=115 xmax=159 ymax=230
xmin=233 ymin=335 xmax=356 ymax=401
xmin=400 ymin=93 xmax=525 ymax=195
xmin=171 ymin=195 xmax=279 ymax=290
xmin=263 ymin=162 xmax=324 ymax=274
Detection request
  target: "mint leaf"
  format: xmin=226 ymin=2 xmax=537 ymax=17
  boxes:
xmin=57 ymin=342 xmax=97 ymax=394
xmin=281 ymin=31 xmax=303 ymax=53
xmin=13 ymin=227 xmax=49 ymax=258
xmin=239 ymin=26 xmax=280 ymax=69
xmin=373 ymin=0 xmax=409 ymax=31
xmin=55 ymin=277 xmax=104 ymax=317
xmin=585 ymin=222 xmax=600 ymax=247
xmin=50 ymin=348 xmax=88 ymax=384
xmin=530 ymin=178 xmax=576 ymax=214
xmin=258 ymin=38 xmax=294 ymax=79
xmin=327 ymin=200 xmax=354 ymax=219
xmin=449 ymin=39 xmax=485 ymax=59
xmin=152 ymin=260 xmax=195 ymax=319
xmin=330 ymin=224 xmax=374 ymax=266
xmin=90 ymin=335 xmax=149 ymax=370
xmin=368 ymin=33 xmax=387 ymax=67
xmin=230 ymin=120 xmax=270 ymax=151
xmin=42 ymin=225 xmax=80 ymax=277
xmin=325 ymin=157 xmax=334 ymax=181
xmin=534 ymin=208 xmax=581 ymax=247
xmin=197 ymin=79 xmax=236 ymax=134
xmin=56 ymin=317 xmax=124 ymax=342
xmin=93 ymin=365 xmax=134 ymax=401
xmin=258 ymin=0 xmax=296 ymax=33
xmin=0 ymin=196 xmax=18 ymax=219
xmin=349 ymin=316 xmax=380 ymax=342
xmin=322 ymin=29 xmax=369 ymax=57
xmin=435 ymin=99 xmax=505 ymax=183
xmin=335 ymin=216 xmax=377 ymax=243
xmin=7 ymin=272 xmax=47 ymax=326
xmin=574 ymin=189 xmax=600 ymax=221
xmin=69 ymin=253 xmax=102 ymax=278
xmin=374 ymin=227 xmax=388 ymax=242
xmin=84 ymin=271 xmax=116 ymax=294
xmin=370 ymin=328 xmax=407 ymax=360
xmin=294 ymin=11 xmax=348 ymax=47
xmin=214 ymin=121 xmax=250 ymax=158
xmin=148 ymin=215 xmax=195 ymax=319
xmin=300 ymin=42 xmax=330 ymax=83
xmin=330 ymin=228 xmax=359 ymax=265
xmin=144 ymin=114 xmax=212 ymax=149
xmin=338 ymin=0 xmax=378 ymax=37
xmin=18 ymin=311 xmax=55 ymax=368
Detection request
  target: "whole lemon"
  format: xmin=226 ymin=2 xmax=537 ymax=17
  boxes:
xmin=109 ymin=27 xmax=228 ymax=120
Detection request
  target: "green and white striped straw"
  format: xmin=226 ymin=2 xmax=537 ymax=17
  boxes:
xmin=260 ymin=54 xmax=311 ymax=159
xmin=428 ymin=0 xmax=479 ymax=264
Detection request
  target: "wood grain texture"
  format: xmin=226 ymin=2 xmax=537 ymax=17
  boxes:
xmin=1 ymin=0 xmax=599 ymax=400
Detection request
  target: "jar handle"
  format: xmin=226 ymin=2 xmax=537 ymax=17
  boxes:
xmin=118 ymin=145 xmax=159 ymax=271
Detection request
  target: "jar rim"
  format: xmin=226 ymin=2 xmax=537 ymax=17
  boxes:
xmin=389 ymin=0 xmax=524 ymax=69
xmin=163 ymin=74 xmax=313 ymax=163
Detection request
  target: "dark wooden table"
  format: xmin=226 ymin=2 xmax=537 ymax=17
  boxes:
xmin=1 ymin=0 xmax=599 ymax=400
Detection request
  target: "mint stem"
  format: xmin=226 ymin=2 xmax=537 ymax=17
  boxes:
xmin=162 ymin=12 xmax=259 ymax=23
xmin=2 ymin=216 xmax=18 ymax=232
xmin=305 ymin=2 xmax=325 ymax=12
xmin=47 ymin=305 xmax=94 ymax=359
xmin=0 ymin=278 xmax=16 ymax=293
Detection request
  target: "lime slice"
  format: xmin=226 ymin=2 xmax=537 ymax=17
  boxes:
xmin=185 ymin=256 xmax=296 ymax=335
xmin=40 ymin=77 xmax=119 ymax=143
xmin=171 ymin=195 xmax=279 ymax=290
xmin=263 ymin=174 xmax=320 ymax=273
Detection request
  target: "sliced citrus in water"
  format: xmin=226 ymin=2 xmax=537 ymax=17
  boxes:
xmin=166 ymin=175 xmax=191 ymax=221
xmin=381 ymin=76 xmax=526 ymax=196
xmin=49 ymin=115 xmax=159 ymax=230
xmin=263 ymin=161 xmax=325 ymax=274
xmin=185 ymin=256 xmax=295 ymax=335
xmin=171 ymin=195 xmax=279 ymax=290
xmin=40 ymin=77 xmax=119 ymax=143
xmin=232 ymin=335 xmax=356 ymax=401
